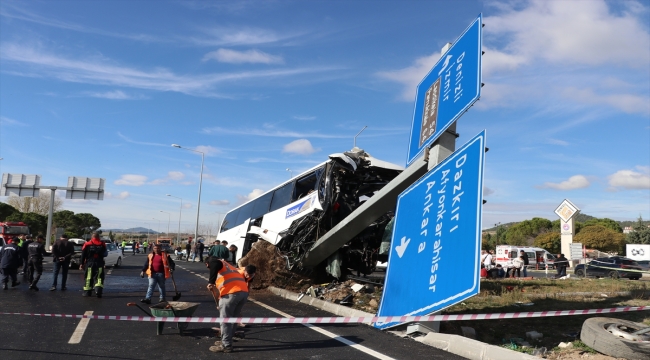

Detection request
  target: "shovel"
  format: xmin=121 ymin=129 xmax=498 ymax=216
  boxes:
xmin=127 ymin=302 xmax=152 ymax=316
xmin=170 ymin=271 xmax=181 ymax=301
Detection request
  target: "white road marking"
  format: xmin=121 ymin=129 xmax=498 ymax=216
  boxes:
xmin=68 ymin=311 xmax=93 ymax=344
xmin=249 ymin=298 xmax=395 ymax=360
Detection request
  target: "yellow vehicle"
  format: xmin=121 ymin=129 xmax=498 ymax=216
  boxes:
xmin=156 ymin=238 xmax=173 ymax=253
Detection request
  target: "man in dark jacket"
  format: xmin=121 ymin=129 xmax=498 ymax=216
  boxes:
xmin=51 ymin=234 xmax=75 ymax=291
xmin=555 ymin=254 xmax=569 ymax=278
xmin=1 ymin=236 xmax=22 ymax=290
xmin=185 ymin=241 xmax=192 ymax=262
xmin=27 ymin=235 xmax=47 ymax=291
xmin=20 ymin=235 xmax=33 ymax=275
xmin=208 ymin=241 xmax=230 ymax=260
xmin=80 ymin=233 xmax=107 ymax=298
xmin=519 ymin=250 xmax=530 ymax=277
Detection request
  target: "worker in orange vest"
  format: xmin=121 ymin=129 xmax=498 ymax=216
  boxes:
xmin=140 ymin=243 xmax=175 ymax=304
xmin=206 ymin=257 xmax=256 ymax=353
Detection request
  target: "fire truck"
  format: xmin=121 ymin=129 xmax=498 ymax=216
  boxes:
xmin=0 ymin=221 xmax=31 ymax=246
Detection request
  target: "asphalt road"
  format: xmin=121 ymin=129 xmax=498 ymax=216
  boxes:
xmin=0 ymin=252 xmax=464 ymax=360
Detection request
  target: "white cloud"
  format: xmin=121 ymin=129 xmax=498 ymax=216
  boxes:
xmin=0 ymin=43 xmax=334 ymax=97
xmin=0 ymin=116 xmax=28 ymax=126
xmin=376 ymin=52 xmax=441 ymax=101
xmin=106 ymin=191 xmax=130 ymax=199
xmin=202 ymin=48 xmax=283 ymax=64
xmin=150 ymin=171 xmax=186 ymax=185
xmin=85 ymin=90 xmax=146 ymax=100
xmin=114 ymin=174 xmax=148 ymax=186
xmin=484 ymin=187 xmax=495 ymax=196
xmin=608 ymin=166 xmax=650 ymax=189
xmin=562 ymin=87 xmax=650 ymax=115
xmin=237 ymin=189 xmax=265 ymax=204
xmin=209 ymin=200 xmax=230 ymax=206
xmin=547 ymin=139 xmax=569 ymax=146
xmin=194 ymin=145 xmax=222 ymax=156
xmin=282 ymin=139 xmax=319 ymax=155
xmin=293 ymin=115 xmax=316 ymax=121
xmin=538 ymin=175 xmax=591 ymax=190
xmin=484 ymin=0 xmax=650 ymax=69
xmin=182 ymin=203 xmax=193 ymax=209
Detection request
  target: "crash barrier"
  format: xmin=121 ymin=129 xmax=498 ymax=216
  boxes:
xmin=1 ymin=306 xmax=648 ymax=324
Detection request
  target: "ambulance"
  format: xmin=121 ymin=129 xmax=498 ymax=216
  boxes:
xmin=495 ymin=245 xmax=556 ymax=269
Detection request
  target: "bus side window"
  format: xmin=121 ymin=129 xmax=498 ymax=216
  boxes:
xmin=269 ymin=182 xmax=294 ymax=212
xmin=251 ymin=192 xmax=273 ymax=220
xmin=235 ymin=202 xmax=255 ymax=228
xmin=292 ymin=171 xmax=318 ymax=202
xmin=221 ymin=209 xmax=240 ymax=232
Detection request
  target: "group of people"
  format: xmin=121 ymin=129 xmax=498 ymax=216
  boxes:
xmin=141 ymin=238 xmax=255 ymax=353
xmin=1 ymin=233 xmax=107 ymax=296
xmin=481 ymin=249 xmax=530 ymax=279
xmin=480 ymin=249 xmax=571 ymax=279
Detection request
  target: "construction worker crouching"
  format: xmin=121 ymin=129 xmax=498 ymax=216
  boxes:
xmin=206 ymin=257 xmax=256 ymax=353
xmin=140 ymin=243 xmax=175 ymax=304
xmin=80 ymin=233 xmax=107 ymax=298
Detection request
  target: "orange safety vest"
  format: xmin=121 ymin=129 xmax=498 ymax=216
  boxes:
xmin=215 ymin=260 xmax=248 ymax=296
xmin=146 ymin=253 xmax=171 ymax=279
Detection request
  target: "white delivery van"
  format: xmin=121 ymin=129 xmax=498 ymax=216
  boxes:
xmin=626 ymin=244 xmax=650 ymax=261
xmin=495 ymin=245 xmax=556 ymax=269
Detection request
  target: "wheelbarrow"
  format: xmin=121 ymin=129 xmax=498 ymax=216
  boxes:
xmin=127 ymin=301 xmax=200 ymax=335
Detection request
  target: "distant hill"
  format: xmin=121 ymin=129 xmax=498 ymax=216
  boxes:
xmin=484 ymin=214 xmax=648 ymax=231
xmin=100 ymin=227 xmax=158 ymax=234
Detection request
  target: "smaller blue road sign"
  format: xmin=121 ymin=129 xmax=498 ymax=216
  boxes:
xmin=376 ymin=130 xmax=486 ymax=330
xmin=406 ymin=14 xmax=482 ymax=166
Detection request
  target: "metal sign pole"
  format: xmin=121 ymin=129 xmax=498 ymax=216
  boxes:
xmin=45 ymin=187 xmax=56 ymax=249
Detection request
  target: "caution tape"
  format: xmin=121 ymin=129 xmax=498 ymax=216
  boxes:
xmin=582 ymin=264 xmax=650 ymax=274
xmin=1 ymin=306 xmax=648 ymax=324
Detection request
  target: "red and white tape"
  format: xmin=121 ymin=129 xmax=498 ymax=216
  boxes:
xmin=1 ymin=306 xmax=647 ymax=324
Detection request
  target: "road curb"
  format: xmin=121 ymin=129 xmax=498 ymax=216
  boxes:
xmin=416 ymin=332 xmax=540 ymax=360
xmin=268 ymin=286 xmax=540 ymax=360
xmin=268 ymin=286 xmax=376 ymax=324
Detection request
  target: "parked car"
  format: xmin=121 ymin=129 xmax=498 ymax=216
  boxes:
xmin=635 ymin=260 xmax=650 ymax=271
xmin=69 ymin=239 xmax=123 ymax=269
xmin=574 ymin=256 xmax=643 ymax=280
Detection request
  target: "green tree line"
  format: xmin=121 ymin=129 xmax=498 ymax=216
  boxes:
xmin=0 ymin=202 xmax=101 ymax=239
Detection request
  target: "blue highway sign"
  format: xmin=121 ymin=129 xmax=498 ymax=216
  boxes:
xmin=376 ymin=130 xmax=486 ymax=330
xmin=406 ymin=14 xmax=482 ymax=166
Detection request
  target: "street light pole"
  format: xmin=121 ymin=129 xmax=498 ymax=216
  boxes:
xmin=160 ymin=211 xmax=171 ymax=236
xmin=172 ymin=144 xmax=204 ymax=244
xmin=167 ymin=194 xmax=183 ymax=246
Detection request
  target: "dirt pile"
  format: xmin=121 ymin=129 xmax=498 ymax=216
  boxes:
xmin=301 ymin=280 xmax=382 ymax=313
xmin=238 ymin=240 xmax=296 ymax=289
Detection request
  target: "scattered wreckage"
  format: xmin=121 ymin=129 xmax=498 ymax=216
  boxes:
xmin=219 ymin=147 xmax=407 ymax=280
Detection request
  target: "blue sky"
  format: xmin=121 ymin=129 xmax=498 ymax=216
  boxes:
xmin=1 ymin=0 xmax=648 ymax=232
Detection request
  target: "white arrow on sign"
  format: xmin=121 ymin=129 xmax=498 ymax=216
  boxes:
xmin=395 ymin=236 xmax=410 ymax=258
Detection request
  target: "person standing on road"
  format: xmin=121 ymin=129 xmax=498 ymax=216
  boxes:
xmin=27 ymin=235 xmax=47 ymax=291
xmin=482 ymin=250 xmax=493 ymax=270
xmin=80 ymin=233 xmax=107 ymax=298
xmin=208 ymin=241 xmax=230 ymax=261
xmin=555 ymin=254 xmax=569 ymax=278
xmin=190 ymin=241 xmax=198 ymax=262
xmin=519 ymin=250 xmax=529 ymax=277
xmin=19 ymin=235 xmax=33 ymax=275
xmin=228 ymin=245 xmax=238 ymax=266
xmin=207 ymin=257 xmax=253 ymax=353
xmin=142 ymin=240 xmax=148 ymax=255
xmin=140 ymin=243 xmax=175 ymax=304
xmin=198 ymin=241 xmax=205 ymax=263
xmin=50 ymin=234 xmax=75 ymax=291
xmin=1 ymin=236 xmax=22 ymax=290
xmin=185 ymin=241 xmax=192 ymax=262
xmin=121 ymin=240 xmax=126 ymax=255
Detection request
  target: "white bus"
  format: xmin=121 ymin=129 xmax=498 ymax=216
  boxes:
xmin=217 ymin=148 xmax=403 ymax=274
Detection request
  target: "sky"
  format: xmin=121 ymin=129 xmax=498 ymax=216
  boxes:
xmin=0 ymin=0 xmax=649 ymax=233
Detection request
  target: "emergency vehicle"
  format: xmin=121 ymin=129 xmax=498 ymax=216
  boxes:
xmin=495 ymin=245 xmax=556 ymax=270
xmin=0 ymin=221 xmax=31 ymax=246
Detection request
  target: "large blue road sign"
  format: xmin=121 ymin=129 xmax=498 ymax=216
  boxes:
xmin=406 ymin=14 xmax=482 ymax=166
xmin=376 ymin=130 xmax=485 ymax=330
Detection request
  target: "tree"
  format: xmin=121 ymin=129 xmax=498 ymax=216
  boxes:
xmin=482 ymin=232 xmax=493 ymax=250
xmin=583 ymin=218 xmax=623 ymax=233
xmin=5 ymin=191 xmax=63 ymax=216
xmin=75 ymin=213 xmax=101 ymax=238
xmin=574 ymin=225 xmax=625 ymax=253
xmin=53 ymin=210 xmax=79 ymax=233
xmin=0 ymin=202 xmax=18 ymax=221
xmin=626 ymin=217 xmax=650 ymax=244
xmin=504 ymin=217 xmax=553 ymax=246
xmin=534 ymin=232 xmax=561 ymax=254
xmin=5 ymin=212 xmax=48 ymax=236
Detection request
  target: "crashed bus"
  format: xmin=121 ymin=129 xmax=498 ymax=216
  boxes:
xmin=217 ymin=147 xmax=403 ymax=278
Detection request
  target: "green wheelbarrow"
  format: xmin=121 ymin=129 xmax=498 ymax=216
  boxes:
xmin=128 ymin=301 xmax=200 ymax=335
